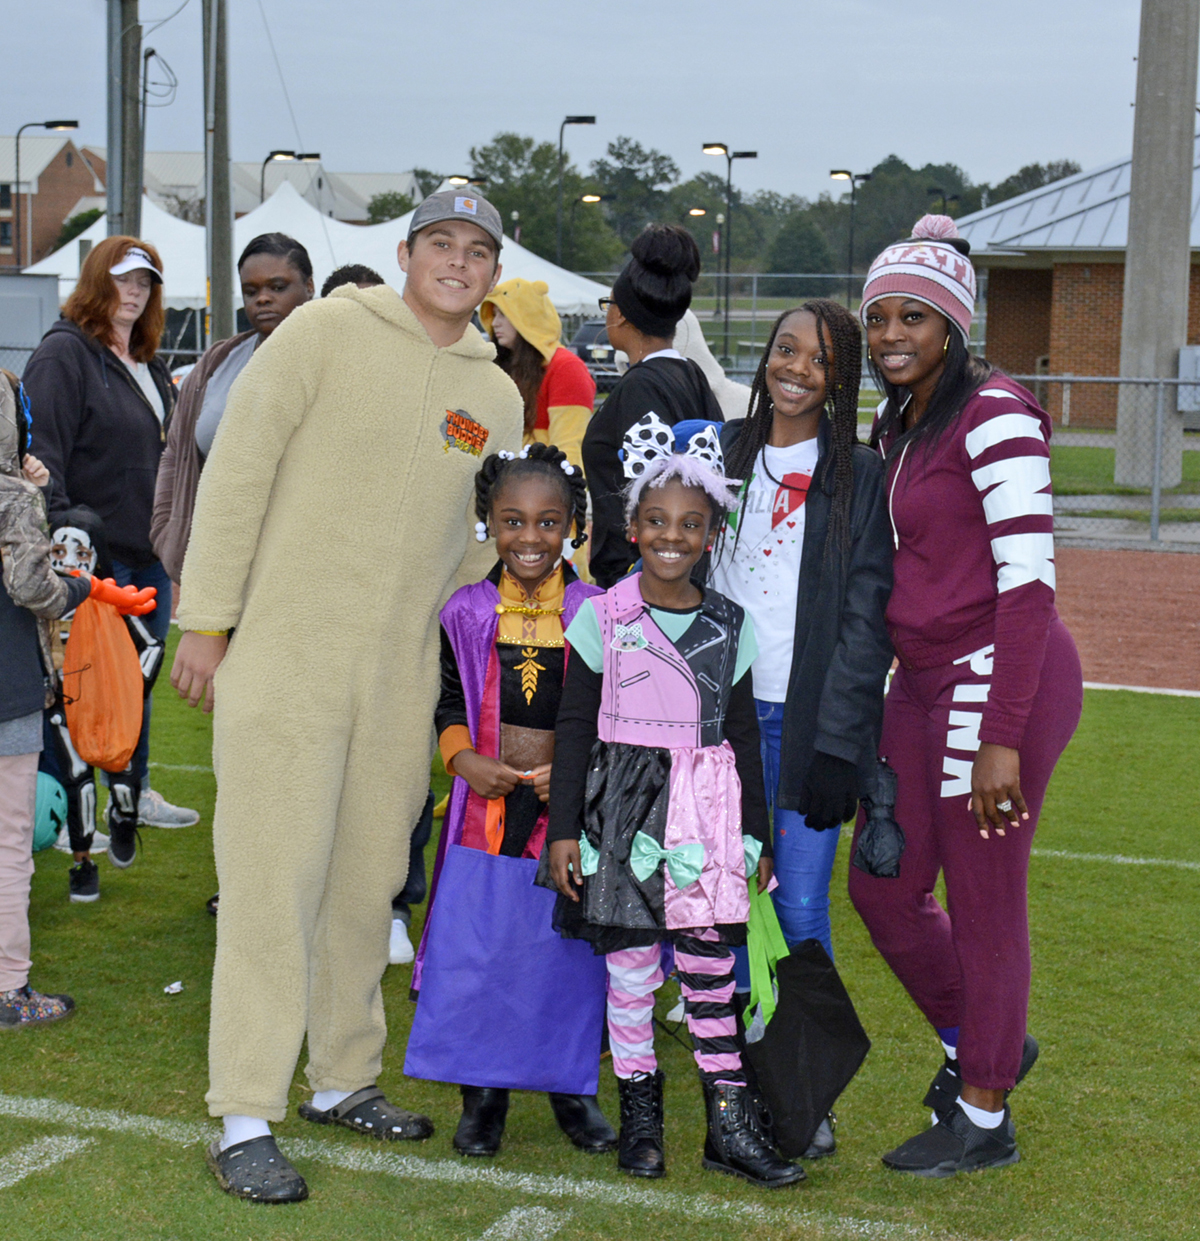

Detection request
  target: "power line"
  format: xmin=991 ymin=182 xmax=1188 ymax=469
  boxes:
xmin=254 ymin=0 xmax=305 ymax=153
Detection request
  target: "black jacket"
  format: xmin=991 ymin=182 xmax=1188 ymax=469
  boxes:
xmin=719 ymin=418 xmax=894 ymax=804
xmin=582 ymin=356 xmax=724 ymax=588
xmin=25 ymin=318 xmax=176 ymax=569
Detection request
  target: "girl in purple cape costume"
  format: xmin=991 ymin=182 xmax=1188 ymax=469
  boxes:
xmin=404 ymin=443 xmax=614 ymax=1158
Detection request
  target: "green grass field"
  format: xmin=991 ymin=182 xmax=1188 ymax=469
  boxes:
xmin=2 ymin=632 xmax=1198 ymax=1240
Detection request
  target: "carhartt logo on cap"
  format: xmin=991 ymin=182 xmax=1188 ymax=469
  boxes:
xmin=455 ymin=196 xmax=478 ymax=215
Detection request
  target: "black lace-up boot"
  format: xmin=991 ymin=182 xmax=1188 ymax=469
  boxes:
xmin=616 ymin=1071 xmax=665 ymax=1177
xmin=700 ymin=1078 xmax=806 ymax=1188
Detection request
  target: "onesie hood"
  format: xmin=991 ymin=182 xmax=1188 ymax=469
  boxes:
xmin=479 ymin=279 xmax=561 ymax=363
xmin=327 ymin=281 xmax=497 ymax=359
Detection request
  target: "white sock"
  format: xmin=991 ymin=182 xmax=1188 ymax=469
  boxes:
xmin=957 ymin=1096 xmax=1004 ymax=1130
xmin=312 ymin=1088 xmax=354 ymax=1112
xmin=940 ymin=1040 xmax=958 ymax=1061
xmin=220 ymin=1114 xmax=271 ymax=1151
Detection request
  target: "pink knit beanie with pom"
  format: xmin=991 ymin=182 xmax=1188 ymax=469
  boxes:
xmin=859 ymin=214 xmax=976 ymax=343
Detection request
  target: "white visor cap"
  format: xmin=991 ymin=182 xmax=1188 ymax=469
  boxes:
xmin=109 ymin=246 xmax=163 ymax=284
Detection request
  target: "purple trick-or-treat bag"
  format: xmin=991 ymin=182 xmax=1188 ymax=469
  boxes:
xmin=404 ymin=845 xmax=607 ymax=1095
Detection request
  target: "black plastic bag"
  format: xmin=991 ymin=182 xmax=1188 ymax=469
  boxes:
xmin=852 ymin=759 xmax=905 ymax=879
xmin=744 ymin=938 xmax=871 ymax=1158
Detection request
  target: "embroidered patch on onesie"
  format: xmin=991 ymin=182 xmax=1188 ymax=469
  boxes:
xmin=610 ymin=621 xmax=648 ymax=651
xmin=442 ymin=409 xmax=489 ymax=456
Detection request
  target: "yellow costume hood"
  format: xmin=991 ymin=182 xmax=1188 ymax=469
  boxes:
xmin=480 ymin=279 xmax=562 ymax=363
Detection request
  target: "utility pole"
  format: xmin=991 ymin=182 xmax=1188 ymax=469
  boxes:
xmin=106 ymin=1 xmax=124 ymax=234
xmin=203 ymin=0 xmax=234 ymax=342
xmin=1116 ymin=0 xmax=1200 ymax=486
xmin=120 ymin=0 xmax=143 ymax=237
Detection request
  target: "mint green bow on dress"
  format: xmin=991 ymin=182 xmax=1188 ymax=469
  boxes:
xmin=743 ymin=835 xmax=763 ymax=879
xmin=629 ymin=831 xmax=705 ymax=888
xmin=578 ymin=834 xmax=600 ymax=876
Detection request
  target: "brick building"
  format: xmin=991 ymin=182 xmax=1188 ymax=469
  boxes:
xmin=0 ymin=136 xmax=105 ymax=270
xmin=956 ymin=139 xmax=1200 ymax=427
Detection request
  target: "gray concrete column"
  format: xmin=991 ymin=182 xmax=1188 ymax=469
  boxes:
xmin=1116 ymin=0 xmax=1199 ymax=487
xmin=202 ymin=0 xmax=234 ymax=342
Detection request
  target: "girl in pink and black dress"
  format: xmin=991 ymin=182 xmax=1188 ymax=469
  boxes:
xmin=547 ymin=414 xmax=803 ymax=1190
xmin=849 ymin=216 xmax=1083 ymax=1178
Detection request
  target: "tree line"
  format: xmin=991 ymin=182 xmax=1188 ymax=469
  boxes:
xmin=364 ymin=137 xmax=1081 ymax=277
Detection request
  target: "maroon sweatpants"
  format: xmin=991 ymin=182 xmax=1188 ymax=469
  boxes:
xmin=848 ymin=620 xmax=1082 ymax=1091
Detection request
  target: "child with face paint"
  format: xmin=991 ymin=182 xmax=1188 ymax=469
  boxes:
xmin=545 ymin=415 xmax=803 ymax=1189
xmin=405 ymin=442 xmax=617 ymax=1158
xmin=0 ymin=373 xmax=152 ymax=1027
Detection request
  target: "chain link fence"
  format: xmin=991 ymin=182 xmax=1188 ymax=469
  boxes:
xmin=1005 ymin=375 xmax=1200 ymax=548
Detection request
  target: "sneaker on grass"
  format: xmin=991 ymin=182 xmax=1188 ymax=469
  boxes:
xmin=0 ymin=986 xmax=76 ymax=1030
xmin=139 ymin=787 xmax=200 ymax=828
xmin=107 ymin=811 xmax=139 ymax=869
xmin=54 ymin=827 xmax=109 ymax=855
xmin=69 ymin=857 xmax=100 ymax=903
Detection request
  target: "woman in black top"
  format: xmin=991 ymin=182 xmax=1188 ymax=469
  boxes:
xmin=581 ymin=225 xmax=724 ymax=587
xmin=25 ymin=235 xmax=196 ymax=834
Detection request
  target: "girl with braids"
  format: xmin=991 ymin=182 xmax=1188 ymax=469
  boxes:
xmin=850 ymin=216 xmax=1081 ymax=1177
xmin=405 ymin=441 xmax=616 ymax=1160
xmin=709 ymin=300 xmax=893 ymax=985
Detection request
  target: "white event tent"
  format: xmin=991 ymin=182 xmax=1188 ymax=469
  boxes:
xmin=25 ymin=182 xmax=610 ymax=317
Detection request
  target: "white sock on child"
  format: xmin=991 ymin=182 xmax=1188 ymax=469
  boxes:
xmin=220 ymin=1114 xmax=271 ymax=1151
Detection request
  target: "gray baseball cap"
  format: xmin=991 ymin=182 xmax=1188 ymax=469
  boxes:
xmin=407 ymin=190 xmax=504 ymax=251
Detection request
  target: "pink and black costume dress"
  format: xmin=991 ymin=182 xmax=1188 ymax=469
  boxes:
xmin=404 ymin=562 xmax=609 ymax=1095
xmin=544 ymin=572 xmax=770 ymax=1083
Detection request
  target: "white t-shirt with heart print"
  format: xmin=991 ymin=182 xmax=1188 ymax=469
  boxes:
xmin=708 ymin=437 xmax=819 ymax=701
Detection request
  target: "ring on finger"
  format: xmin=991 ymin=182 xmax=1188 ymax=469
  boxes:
xmin=996 ymin=799 xmax=1014 ymax=814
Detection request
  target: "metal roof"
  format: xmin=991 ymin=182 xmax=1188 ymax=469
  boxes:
xmin=0 ymin=136 xmax=84 ymax=187
xmin=955 ymin=135 xmax=1200 ymax=256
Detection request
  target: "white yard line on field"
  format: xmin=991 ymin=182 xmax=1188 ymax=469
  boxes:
xmin=0 ymin=1135 xmax=96 ymax=1190
xmin=148 ymin=762 xmax=214 ymax=774
xmin=0 ymin=1093 xmax=940 ymax=1240
xmin=1031 ymin=847 xmax=1200 ymax=872
xmin=475 ymin=1206 xmax=569 ymax=1240
xmin=1083 ymin=681 xmax=1200 ymax=698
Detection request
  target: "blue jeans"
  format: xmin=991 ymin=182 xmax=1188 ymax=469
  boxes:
xmin=110 ymin=558 xmax=172 ymax=784
xmin=755 ymin=698 xmax=841 ymax=960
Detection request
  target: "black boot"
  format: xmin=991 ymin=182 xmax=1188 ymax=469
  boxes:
xmin=453 ymin=1086 xmax=509 ymax=1156
xmin=616 ymin=1071 xmax=665 ymax=1177
xmin=548 ymin=1093 xmax=618 ymax=1153
xmin=700 ymin=1078 xmax=806 ymax=1188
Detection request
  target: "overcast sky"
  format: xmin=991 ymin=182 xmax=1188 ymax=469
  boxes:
xmin=8 ymin=0 xmax=1147 ymax=201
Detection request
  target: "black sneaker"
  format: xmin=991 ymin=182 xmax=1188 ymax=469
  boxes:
xmin=882 ymin=1102 xmax=1019 ymax=1178
xmin=68 ymin=858 xmax=100 ymax=903
xmin=107 ymin=811 xmax=139 ymax=869
xmin=924 ymin=1034 xmax=1039 ymax=1119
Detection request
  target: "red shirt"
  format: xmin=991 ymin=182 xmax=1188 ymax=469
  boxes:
xmin=534 ymin=347 xmax=595 ymax=430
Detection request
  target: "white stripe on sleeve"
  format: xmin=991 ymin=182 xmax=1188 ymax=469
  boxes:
xmin=990 ymin=532 xmax=1056 ymax=593
xmin=971 ymin=455 xmax=1054 ymax=523
xmin=964 ymin=412 xmax=1046 ymax=459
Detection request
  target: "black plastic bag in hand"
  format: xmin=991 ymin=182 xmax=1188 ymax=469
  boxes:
xmin=744 ymin=939 xmax=871 ymax=1158
xmin=796 ymin=751 xmax=858 ymax=831
xmin=851 ymin=759 xmax=905 ymax=879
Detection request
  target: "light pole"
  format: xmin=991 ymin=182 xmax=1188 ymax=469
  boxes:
xmin=830 ymin=169 xmax=871 ymax=307
xmin=14 ymin=119 xmax=78 ymax=267
xmin=703 ymin=143 xmax=756 ymax=364
xmin=926 ymin=186 xmax=959 ymax=216
xmin=570 ymin=192 xmax=613 ymax=267
xmin=557 ymin=115 xmax=595 ymax=266
xmin=259 ymin=151 xmax=320 ymax=204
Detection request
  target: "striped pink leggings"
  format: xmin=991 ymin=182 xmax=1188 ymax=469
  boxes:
xmin=605 ymin=929 xmax=743 ymax=1082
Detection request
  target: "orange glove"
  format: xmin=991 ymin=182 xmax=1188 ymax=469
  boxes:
xmin=72 ymin=572 xmax=158 ymax=616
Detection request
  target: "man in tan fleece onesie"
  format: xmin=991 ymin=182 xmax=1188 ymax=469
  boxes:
xmin=171 ymin=193 xmax=522 ymax=1202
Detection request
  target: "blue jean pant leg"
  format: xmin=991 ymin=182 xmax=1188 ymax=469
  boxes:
xmin=393 ymin=789 xmax=435 ymax=915
xmin=756 ymin=698 xmax=841 ymax=961
xmin=109 ymin=559 xmax=172 ymax=784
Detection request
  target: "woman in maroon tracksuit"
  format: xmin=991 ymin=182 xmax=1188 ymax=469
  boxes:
xmin=849 ymin=215 xmax=1082 ymax=1177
